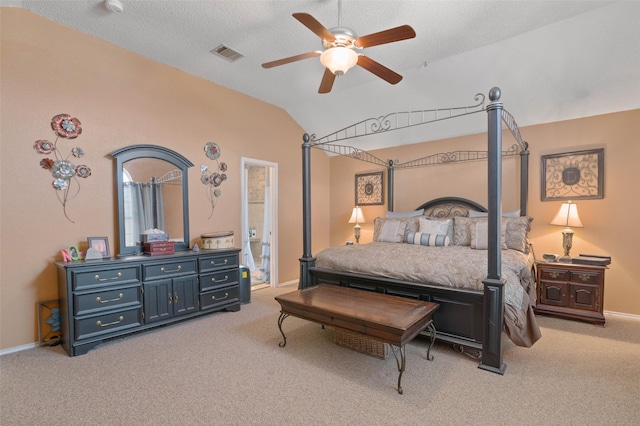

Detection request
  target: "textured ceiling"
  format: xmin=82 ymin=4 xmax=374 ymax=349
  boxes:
xmin=6 ymin=0 xmax=640 ymax=149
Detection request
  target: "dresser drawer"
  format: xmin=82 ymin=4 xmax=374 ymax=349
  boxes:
xmin=199 ymin=253 xmax=239 ymax=274
xmin=539 ymin=267 xmax=570 ymax=281
xmin=74 ymin=285 xmax=142 ymax=316
xmin=143 ymin=259 xmax=197 ymax=281
xmin=200 ymin=285 xmax=239 ymax=310
xmin=75 ymin=307 xmax=142 ymax=341
xmin=200 ymin=269 xmax=239 ymax=292
xmin=72 ymin=266 xmax=140 ymax=291
xmin=570 ymin=270 xmax=602 ymax=285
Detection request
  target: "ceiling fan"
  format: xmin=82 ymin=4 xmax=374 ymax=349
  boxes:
xmin=262 ymin=1 xmax=416 ymax=94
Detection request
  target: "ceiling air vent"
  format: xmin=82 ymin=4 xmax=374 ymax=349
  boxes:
xmin=210 ymin=44 xmax=244 ymax=62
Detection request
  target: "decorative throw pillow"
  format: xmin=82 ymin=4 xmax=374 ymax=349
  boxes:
xmin=374 ymin=217 xmax=418 ymax=242
xmin=502 ymin=216 xmax=533 ymax=253
xmin=453 ymin=217 xmax=487 ymax=246
xmin=419 ymin=217 xmax=452 ymax=240
xmin=406 ymin=232 xmax=450 ymax=247
xmin=385 ymin=209 xmax=424 ymax=218
xmin=470 ymin=221 xmax=508 ymax=250
xmin=373 ymin=217 xmax=408 ymax=243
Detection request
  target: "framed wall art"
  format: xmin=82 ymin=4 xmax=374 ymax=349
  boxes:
xmin=355 ymin=171 xmax=384 ymax=206
xmin=541 ymin=148 xmax=604 ymax=201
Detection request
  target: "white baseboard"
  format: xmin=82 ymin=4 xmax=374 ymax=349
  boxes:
xmin=0 ymin=342 xmax=38 ymax=356
xmin=604 ymin=310 xmax=640 ymax=321
xmin=275 ymin=279 xmax=298 ymax=288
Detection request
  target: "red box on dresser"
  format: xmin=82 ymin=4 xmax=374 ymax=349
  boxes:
xmin=143 ymin=241 xmax=175 ymax=256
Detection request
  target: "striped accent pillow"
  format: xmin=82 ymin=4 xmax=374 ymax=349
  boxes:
xmin=406 ymin=232 xmax=450 ymax=247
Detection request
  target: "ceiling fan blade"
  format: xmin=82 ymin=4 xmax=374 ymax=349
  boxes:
xmin=262 ymin=51 xmax=320 ymax=69
xmin=293 ymin=13 xmax=335 ymax=42
xmin=357 ymin=55 xmax=403 ymax=85
xmin=355 ymin=25 xmax=416 ymax=48
xmin=318 ymin=68 xmax=336 ymax=94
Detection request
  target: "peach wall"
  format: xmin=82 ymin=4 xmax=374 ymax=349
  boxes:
xmin=330 ymin=110 xmax=640 ymax=316
xmin=0 ymin=8 xmax=330 ymax=350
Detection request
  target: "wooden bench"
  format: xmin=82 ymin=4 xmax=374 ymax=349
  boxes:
xmin=275 ymin=284 xmax=439 ymax=394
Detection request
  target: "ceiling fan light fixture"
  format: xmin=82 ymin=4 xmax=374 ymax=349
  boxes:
xmin=320 ymin=47 xmax=358 ymax=76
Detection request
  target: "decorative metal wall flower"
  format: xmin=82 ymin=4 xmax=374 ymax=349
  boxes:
xmin=34 ymin=114 xmax=91 ymax=222
xmin=201 ymin=141 xmax=228 ymax=219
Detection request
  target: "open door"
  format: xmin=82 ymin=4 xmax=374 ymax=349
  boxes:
xmin=241 ymin=158 xmax=278 ymax=287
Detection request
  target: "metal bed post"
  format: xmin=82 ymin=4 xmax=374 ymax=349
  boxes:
xmin=479 ymin=87 xmax=506 ymax=374
xmin=519 ymin=143 xmax=530 ymax=216
xmin=387 ymin=160 xmax=395 ymax=211
xmin=299 ymin=133 xmax=315 ymax=289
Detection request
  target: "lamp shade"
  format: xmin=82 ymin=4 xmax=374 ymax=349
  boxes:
xmin=348 ymin=206 xmax=366 ymax=224
xmin=320 ymin=47 xmax=358 ymax=76
xmin=550 ymin=201 xmax=583 ymax=228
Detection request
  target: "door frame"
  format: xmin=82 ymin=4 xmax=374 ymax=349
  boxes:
xmin=240 ymin=157 xmax=278 ymax=287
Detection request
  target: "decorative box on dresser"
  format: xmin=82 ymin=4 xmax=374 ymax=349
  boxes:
xmin=534 ymin=261 xmax=606 ymax=325
xmin=56 ymin=248 xmax=241 ymax=356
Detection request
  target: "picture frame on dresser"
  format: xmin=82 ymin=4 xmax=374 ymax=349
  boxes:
xmin=87 ymin=236 xmax=110 ymax=258
xmin=67 ymin=245 xmax=80 ymax=261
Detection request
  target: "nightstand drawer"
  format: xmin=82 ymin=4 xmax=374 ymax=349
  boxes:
xmin=539 ymin=267 xmax=570 ymax=281
xmin=570 ymin=270 xmax=602 ymax=285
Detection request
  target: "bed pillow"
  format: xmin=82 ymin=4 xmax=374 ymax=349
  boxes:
xmin=453 ymin=217 xmax=484 ymax=246
xmin=373 ymin=217 xmax=409 ymax=243
xmin=406 ymin=231 xmax=450 ymax=247
xmin=419 ymin=217 xmax=452 ymax=241
xmin=468 ymin=209 xmax=521 ymax=218
xmin=385 ymin=209 xmax=424 ymax=218
xmin=469 ymin=221 xmax=508 ymax=250
xmin=502 ymin=216 xmax=533 ymax=253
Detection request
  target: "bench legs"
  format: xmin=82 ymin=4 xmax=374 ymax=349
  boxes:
xmin=276 ymin=313 xmax=436 ymax=395
xmin=277 ymin=312 xmax=289 ymax=347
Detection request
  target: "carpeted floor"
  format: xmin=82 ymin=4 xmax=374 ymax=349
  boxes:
xmin=1 ymin=285 xmax=639 ymax=425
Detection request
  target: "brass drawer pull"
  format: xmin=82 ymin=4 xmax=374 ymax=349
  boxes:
xmin=211 ymin=292 xmax=229 ymax=301
xmin=174 ymin=292 xmax=179 ymax=303
xmin=96 ymin=316 xmax=124 ymax=327
xmin=211 ymin=275 xmax=229 ymax=283
xmin=96 ymin=293 xmax=124 ymax=303
xmin=210 ymin=259 xmax=228 ymax=266
xmin=578 ymin=273 xmax=591 ymax=282
xmin=548 ymin=271 xmax=560 ymax=279
xmin=94 ymin=272 xmax=122 ymax=282
xmin=161 ymin=265 xmax=182 ymax=273
xmin=168 ymin=293 xmax=173 ymax=304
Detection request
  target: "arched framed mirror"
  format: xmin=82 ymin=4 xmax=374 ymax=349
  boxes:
xmin=110 ymin=145 xmax=193 ymax=256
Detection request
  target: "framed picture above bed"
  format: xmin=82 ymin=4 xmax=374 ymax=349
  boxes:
xmin=355 ymin=171 xmax=384 ymax=205
xmin=541 ymin=148 xmax=604 ymax=201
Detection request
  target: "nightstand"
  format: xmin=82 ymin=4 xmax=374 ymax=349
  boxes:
xmin=534 ymin=261 xmax=606 ymax=325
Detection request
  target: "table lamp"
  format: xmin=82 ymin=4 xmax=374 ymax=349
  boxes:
xmin=348 ymin=206 xmax=366 ymax=244
xmin=550 ymin=200 xmax=583 ymax=262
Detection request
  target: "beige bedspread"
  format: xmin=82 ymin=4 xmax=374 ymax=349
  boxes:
xmin=315 ymin=242 xmax=541 ymax=347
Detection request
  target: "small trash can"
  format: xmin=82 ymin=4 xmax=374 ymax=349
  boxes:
xmin=239 ymin=265 xmax=251 ymax=304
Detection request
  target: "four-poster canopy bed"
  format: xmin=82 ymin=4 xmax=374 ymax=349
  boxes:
xmin=299 ymin=87 xmax=541 ymax=374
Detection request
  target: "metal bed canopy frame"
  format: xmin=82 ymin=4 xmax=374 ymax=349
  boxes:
xmin=299 ymin=87 xmax=530 ymax=374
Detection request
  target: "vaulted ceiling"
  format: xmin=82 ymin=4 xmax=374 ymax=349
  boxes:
xmin=6 ymin=1 xmax=640 ymax=149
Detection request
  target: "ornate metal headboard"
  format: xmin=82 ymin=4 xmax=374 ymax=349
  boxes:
xmin=417 ymin=197 xmax=487 ymax=218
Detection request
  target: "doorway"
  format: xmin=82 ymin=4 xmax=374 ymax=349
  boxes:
xmin=241 ymin=158 xmax=278 ymax=288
